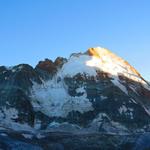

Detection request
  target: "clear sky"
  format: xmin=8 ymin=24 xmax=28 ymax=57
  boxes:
xmin=0 ymin=0 xmax=150 ymax=80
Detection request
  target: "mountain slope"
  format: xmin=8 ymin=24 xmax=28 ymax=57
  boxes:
xmin=0 ymin=47 xmax=150 ymax=134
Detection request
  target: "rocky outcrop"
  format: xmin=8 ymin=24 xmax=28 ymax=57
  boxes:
xmin=36 ymin=59 xmax=57 ymax=74
xmin=54 ymin=57 xmax=67 ymax=68
xmin=0 ymin=64 xmax=42 ymax=127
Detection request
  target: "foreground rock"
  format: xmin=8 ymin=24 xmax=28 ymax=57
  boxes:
xmin=0 ymin=127 xmax=150 ymax=150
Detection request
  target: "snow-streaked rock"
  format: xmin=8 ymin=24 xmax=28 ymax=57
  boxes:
xmin=0 ymin=46 xmax=150 ymax=140
xmin=31 ymin=79 xmax=93 ymax=117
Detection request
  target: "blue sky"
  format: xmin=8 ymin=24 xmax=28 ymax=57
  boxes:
xmin=0 ymin=0 xmax=150 ymax=80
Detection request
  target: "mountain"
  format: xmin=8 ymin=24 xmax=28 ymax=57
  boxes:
xmin=0 ymin=47 xmax=150 ymax=149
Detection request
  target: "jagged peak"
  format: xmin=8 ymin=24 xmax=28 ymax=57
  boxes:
xmin=57 ymin=46 xmax=149 ymax=90
xmin=87 ymin=47 xmax=141 ymax=77
xmin=87 ymin=47 xmax=113 ymax=58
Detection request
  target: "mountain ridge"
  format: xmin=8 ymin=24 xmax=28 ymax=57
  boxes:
xmin=0 ymin=47 xmax=150 ymax=149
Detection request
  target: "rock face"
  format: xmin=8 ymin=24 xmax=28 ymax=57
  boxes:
xmin=36 ymin=58 xmax=57 ymax=74
xmin=0 ymin=47 xmax=150 ymax=149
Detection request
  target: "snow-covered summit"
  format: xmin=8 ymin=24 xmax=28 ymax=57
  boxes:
xmin=30 ymin=46 xmax=150 ymax=121
xmin=58 ymin=47 xmax=149 ymax=89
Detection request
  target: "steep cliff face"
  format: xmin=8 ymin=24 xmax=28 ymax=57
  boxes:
xmin=30 ymin=47 xmax=150 ymax=132
xmin=0 ymin=47 xmax=150 ymax=134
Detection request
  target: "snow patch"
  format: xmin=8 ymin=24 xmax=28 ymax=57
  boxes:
xmin=118 ymin=105 xmax=128 ymax=114
xmin=76 ymin=87 xmax=85 ymax=93
xmin=100 ymin=95 xmax=107 ymax=100
xmin=58 ymin=55 xmax=97 ymax=77
xmin=119 ymin=105 xmax=134 ymax=119
xmin=22 ymin=133 xmax=33 ymax=139
xmin=31 ymin=80 xmax=93 ymax=117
